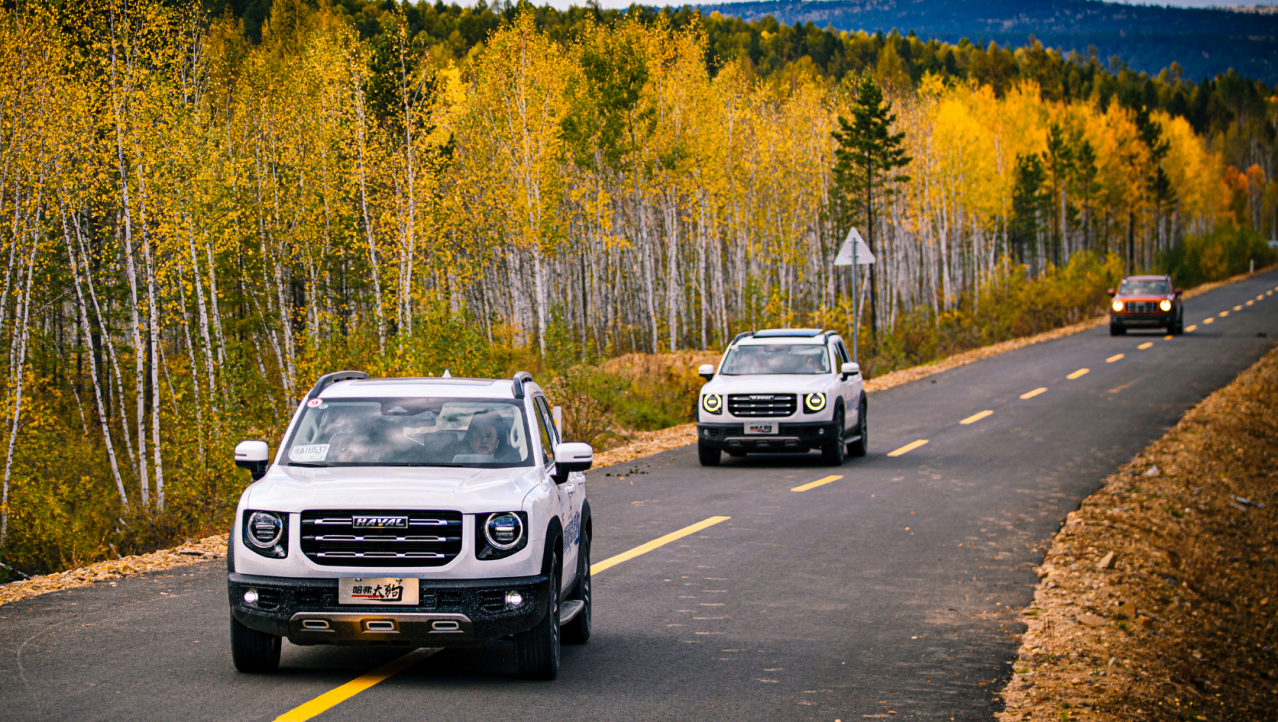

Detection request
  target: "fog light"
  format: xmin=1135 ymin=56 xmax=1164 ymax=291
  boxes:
xmin=243 ymin=589 xmax=259 ymax=605
xmin=1111 ymin=299 xmax=1124 ymax=312
xmin=1159 ymin=299 xmax=1172 ymax=312
xmin=505 ymin=591 xmax=524 ymax=607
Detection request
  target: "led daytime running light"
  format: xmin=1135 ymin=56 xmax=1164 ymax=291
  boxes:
xmin=1111 ymin=300 xmax=1124 ymax=312
xmin=1159 ymin=299 xmax=1172 ymax=312
xmin=804 ymin=393 xmax=827 ymax=412
xmin=701 ymin=394 xmax=722 ymax=414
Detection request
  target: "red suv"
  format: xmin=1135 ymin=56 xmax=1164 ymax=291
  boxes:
xmin=1108 ymin=275 xmax=1183 ymax=336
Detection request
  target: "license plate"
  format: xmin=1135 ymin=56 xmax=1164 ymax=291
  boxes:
xmin=744 ymin=421 xmax=778 ymax=435
xmin=338 ymin=578 xmax=419 ymax=605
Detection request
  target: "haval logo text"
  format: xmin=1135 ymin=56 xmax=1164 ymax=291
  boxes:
xmin=749 ymin=395 xmax=774 ymax=400
xmin=352 ymin=515 xmax=408 ymax=529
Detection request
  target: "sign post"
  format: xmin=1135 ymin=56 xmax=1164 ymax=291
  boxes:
xmin=834 ymin=227 xmax=875 ymax=362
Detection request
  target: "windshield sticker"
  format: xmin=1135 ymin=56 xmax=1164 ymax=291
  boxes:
xmin=306 ymin=398 xmax=323 ymax=408
xmin=289 ymin=444 xmax=329 ymax=462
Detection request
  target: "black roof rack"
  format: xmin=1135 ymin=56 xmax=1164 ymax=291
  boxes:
xmin=753 ymin=328 xmax=824 ymax=338
xmin=729 ymin=331 xmax=754 ymax=346
xmin=306 ymin=370 xmax=369 ymax=400
xmin=512 ymin=371 xmax=534 ymax=399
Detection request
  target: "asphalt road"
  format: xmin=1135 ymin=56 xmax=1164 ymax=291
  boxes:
xmin=3 ymin=271 xmax=1277 ymax=722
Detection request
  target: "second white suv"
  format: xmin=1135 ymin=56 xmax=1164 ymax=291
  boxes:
xmin=695 ymin=329 xmax=866 ymax=466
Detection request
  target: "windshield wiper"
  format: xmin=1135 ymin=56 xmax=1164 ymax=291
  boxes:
xmin=288 ymin=462 xmax=330 ymax=468
xmin=380 ymin=462 xmax=463 ymax=467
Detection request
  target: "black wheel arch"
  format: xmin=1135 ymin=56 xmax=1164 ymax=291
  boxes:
xmin=540 ymin=516 xmax=564 ymax=578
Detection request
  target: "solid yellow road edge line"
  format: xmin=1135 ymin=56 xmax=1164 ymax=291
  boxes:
xmin=960 ymin=410 xmax=993 ymax=425
xmin=1186 ymin=325 xmax=1197 ymax=332
xmin=274 ymin=647 xmax=440 ymax=722
xmin=1020 ymin=387 xmax=1047 ymax=400
xmin=1067 ymin=368 xmax=1090 ymax=380
xmin=590 ymin=516 xmax=731 ymax=575
xmin=1106 ymin=354 xmax=1124 ymax=363
xmin=888 ymin=439 xmax=928 ymax=457
xmin=791 ymin=475 xmax=844 ymax=492
xmin=1137 ymin=342 xmax=1154 ymax=350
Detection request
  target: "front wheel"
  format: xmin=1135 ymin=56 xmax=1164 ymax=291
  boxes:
xmin=821 ymin=408 xmax=846 ymax=465
xmin=698 ymin=442 xmax=721 ymax=466
xmin=230 ymin=615 xmax=281 ymax=673
xmin=847 ymin=400 xmax=868 ymax=458
xmin=515 ymin=552 xmax=561 ymax=680
xmin=562 ymin=537 xmax=591 ymax=645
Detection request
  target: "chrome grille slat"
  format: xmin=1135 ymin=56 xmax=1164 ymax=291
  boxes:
xmin=728 ymin=393 xmax=797 ymax=417
xmin=301 ymin=510 xmax=463 ymax=567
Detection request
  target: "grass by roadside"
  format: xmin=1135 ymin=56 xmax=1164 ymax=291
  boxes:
xmin=998 ymin=345 xmax=1278 ymax=721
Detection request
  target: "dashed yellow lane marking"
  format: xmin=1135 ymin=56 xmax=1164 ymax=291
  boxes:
xmin=1186 ymin=325 xmax=1198 ymax=332
xmin=1067 ymin=368 xmax=1090 ymax=380
xmin=960 ymin=410 xmax=993 ymax=425
xmin=1106 ymin=354 xmax=1125 ymax=363
xmin=1163 ymin=334 xmax=1174 ymax=340
xmin=1020 ymin=387 xmax=1047 ymax=399
xmin=274 ymin=647 xmax=441 ymax=722
xmin=1259 ymin=295 xmax=1265 ymax=301
xmin=591 ymin=516 xmax=731 ymax=575
xmin=791 ymin=475 xmax=843 ymax=492
xmin=1234 ymin=305 xmax=1242 ymax=311
xmin=1246 ymin=300 xmax=1254 ymax=306
xmin=1219 ymin=310 xmax=1229 ymax=317
xmin=1204 ymin=318 xmax=1215 ymax=324
xmin=888 ymin=439 xmax=928 ymax=457
xmin=1138 ymin=342 xmax=1154 ymax=350
xmin=276 ymin=516 xmax=731 ymax=720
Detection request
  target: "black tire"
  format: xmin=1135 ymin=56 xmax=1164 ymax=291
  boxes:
xmin=516 ymin=551 xmax=561 ymax=680
xmin=847 ymin=399 xmax=868 ymax=458
xmin=562 ymin=536 xmax=591 ymax=645
xmin=697 ymin=442 xmax=721 ymax=466
xmin=230 ymin=614 xmax=281 ymax=673
xmin=821 ymin=408 xmax=846 ymax=465
xmin=1175 ymin=312 xmax=1185 ymax=335
xmin=1109 ymin=323 xmax=1125 ymax=336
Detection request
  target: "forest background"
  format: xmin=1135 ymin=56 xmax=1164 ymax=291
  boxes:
xmin=0 ymin=0 xmax=1273 ymax=579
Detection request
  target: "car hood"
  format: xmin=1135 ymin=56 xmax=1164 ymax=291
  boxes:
xmin=701 ymin=374 xmax=834 ymax=394
xmin=1116 ymin=293 xmax=1175 ymax=302
xmin=244 ymin=464 xmax=543 ymax=514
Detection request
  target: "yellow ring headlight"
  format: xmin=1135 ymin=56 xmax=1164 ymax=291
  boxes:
xmin=1111 ymin=300 xmax=1124 ymax=312
xmin=804 ymin=393 xmax=827 ymax=412
xmin=702 ymin=394 xmax=722 ymax=414
xmin=1159 ymin=299 xmax=1172 ymax=312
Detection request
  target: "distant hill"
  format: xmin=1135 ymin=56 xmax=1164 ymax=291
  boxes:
xmin=695 ymin=0 xmax=1278 ymax=84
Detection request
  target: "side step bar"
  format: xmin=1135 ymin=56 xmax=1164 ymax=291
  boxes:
xmin=559 ymin=600 xmax=585 ymax=625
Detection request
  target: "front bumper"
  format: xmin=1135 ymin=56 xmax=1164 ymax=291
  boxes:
xmin=1110 ymin=312 xmax=1174 ymax=328
xmin=696 ymin=420 xmax=839 ymax=453
xmin=228 ymin=572 xmax=549 ymax=646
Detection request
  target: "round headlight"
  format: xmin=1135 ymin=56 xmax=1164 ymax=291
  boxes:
xmin=1159 ymin=299 xmax=1172 ymax=312
xmin=804 ymin=393 xmax=827 ymax=412
xmin=247 ymin=512 xmax=283 ymax=549
xmin=243 ymin=589 xmax=260 ymax=605
xmin=484 ymin=512 xmax=524 ymax=551
xmin=1111 ymin=299 xmax=1124 ymax=312
xmin=701 ymin=394 xmax=722 ymax=413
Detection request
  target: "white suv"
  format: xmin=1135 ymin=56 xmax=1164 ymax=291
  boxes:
xmin=227 ymin=371 xmax=593 ymax=680
xmin=695 ymin=329 xmax=867 ymax=466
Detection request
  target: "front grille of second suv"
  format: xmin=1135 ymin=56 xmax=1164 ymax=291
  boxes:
xmin=300 ymin=510 xmax=463 ymax=567
xmin=728 ymin=394 xmax=797 ymax=417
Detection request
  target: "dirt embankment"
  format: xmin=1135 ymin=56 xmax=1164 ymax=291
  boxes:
xmin=999 ymin=345 xmax=1278 ymax=721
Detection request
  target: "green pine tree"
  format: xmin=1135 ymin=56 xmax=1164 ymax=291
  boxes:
xmin=831 ymin=76 xmax=911 ymax=342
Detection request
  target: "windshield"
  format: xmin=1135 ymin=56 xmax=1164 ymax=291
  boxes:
xmin=1119 ymin=279 xmax=1170 ymax=295
xmin=283 ymin=397 xmax=533 ymax=468
xmin=720 ymin=344 xmax=831 ymax=375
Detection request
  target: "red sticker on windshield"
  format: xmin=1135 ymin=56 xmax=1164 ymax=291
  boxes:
xmin=306 ymin=398 xmax=323 ymax=408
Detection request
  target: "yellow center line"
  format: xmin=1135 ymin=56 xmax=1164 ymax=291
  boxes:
xmin=274 ymin=647 xmax=440 ymax=722
xmin=1233 ymin=305 xmax=1242 ymax=311
xmin=1247 ymin=300 xmax=1254 ymax=306
xmin=1259 ymin=295 xmax=1265 ymax=301
xmin=1203 ymin=318 xmax=1214 ymax=324
xmin=591 ymin=516 xmax=731 ymax=575
xmin=1106 ymin=354 xmax=1124 ymax=363
xmin=1019 ymin=387 xmax=1047 ymax=400
xmin=1067 ymin=368 xmax=1090 ymax=380
xmin=888 ymin=439 xmax=928 ymax=457
xmin=791 ymin=475 xmax=843 ymax=492
xmin=1137 ymin=342 xmax=1154 ymax=350
xmin=1219 ymin=310 xmax=1229 ymax=317
xmin=960 ymin=410 xmax=993 ymax=425
xmin=1185 ymin=325 xmax=1197 ymax=332
xmin=274 ymin=516 xmax=731 ymax=721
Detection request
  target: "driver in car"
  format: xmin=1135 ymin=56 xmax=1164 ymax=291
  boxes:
xmin=459 ymin=411 xmax=519 ymax=463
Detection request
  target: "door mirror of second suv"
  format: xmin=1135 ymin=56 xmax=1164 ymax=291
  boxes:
xmin=841 ymin=362 xmax=861 ymax=381
xmin=234 ymin=440 xmax=270 ymax=481
xmin=698 ymin=364 xmax=715 ymax=382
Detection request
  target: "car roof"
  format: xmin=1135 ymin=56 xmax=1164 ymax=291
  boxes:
xmin=738 ymin=329 xmax=839 ymax=346
xmin=320 ymin=377 xmax=532 ymax=400
xmin=1123 ymin=275 xmax=1169 ymax=281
